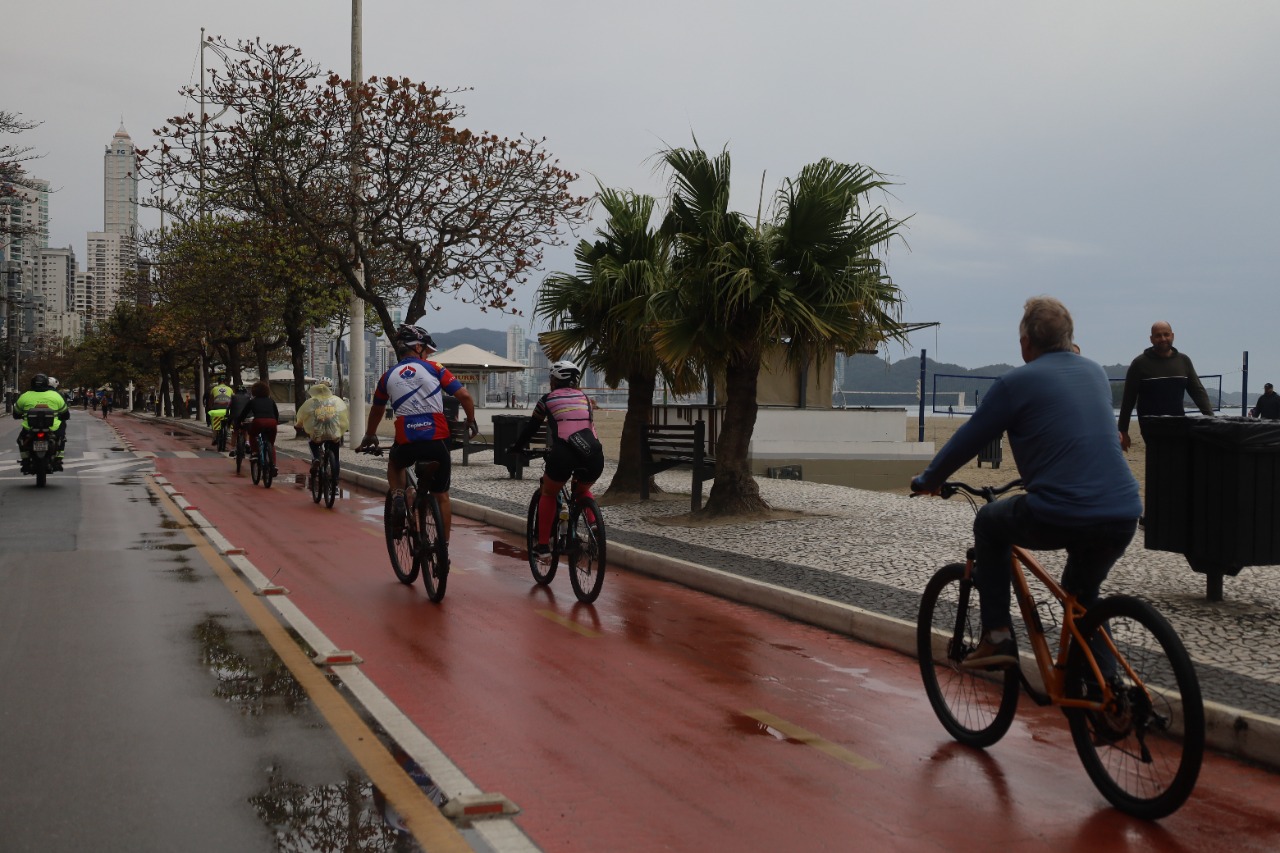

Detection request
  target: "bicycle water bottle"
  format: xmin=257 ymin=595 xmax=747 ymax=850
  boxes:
xmin=556 ymin=495 xmax=568 ymax=546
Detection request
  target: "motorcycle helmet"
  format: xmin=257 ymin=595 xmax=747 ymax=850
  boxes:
xmin=31 ymin=374 xmax=49 ymax=392
xmin=47 ymin=377 xmax=59 ymax=390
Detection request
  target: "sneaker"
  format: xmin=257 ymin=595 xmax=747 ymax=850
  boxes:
xmin=961 ymin=635 xmax=1018 ymax=670
xmin=228 ymin=451 xmax=236 ymax=458
xmin=391 ymin=492 xmax=408 ymax=535
xmin=532 ymin=543 xmax=551 ymax=557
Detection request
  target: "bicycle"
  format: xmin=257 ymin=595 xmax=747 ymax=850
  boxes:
xmin=247 ymin=424 xmax=275 ymax=489
xmin=516 ymin=449 xmax=606 ymax=604
xmin=233 ymin=427 xmax=250 ymax=475
xmin=915 ymin=479 xmax=1204 ymax=819
xmin=309 ymin=440 xmax=341 ymax=509
xmin=211 ymin=412 xmax=229 ymax=453
xmin=356 ymin=445 xmax=448 ymax=602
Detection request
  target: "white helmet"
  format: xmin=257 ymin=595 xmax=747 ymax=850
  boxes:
xmin=47 ymin=377 xmax=59 ymax=390
xmin=549 ymin=360 xmax=582 ymax=383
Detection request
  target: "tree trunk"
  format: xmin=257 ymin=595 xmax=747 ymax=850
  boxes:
xmin=286 ymin=324 xmax=309 ymax=438
xmin=602 ymin=370 xmax=658 ymax=499
xmin=254 ymin=337 xmax=271 ymax=383
xmin=701 ymin=348 xmax=768 ymax=517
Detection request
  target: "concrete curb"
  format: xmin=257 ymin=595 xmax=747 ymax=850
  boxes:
xmin=146 ymin=415 xmax=1280 ymax=771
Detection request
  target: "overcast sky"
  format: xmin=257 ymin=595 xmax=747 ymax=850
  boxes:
xmin=7 ymin=2 xmax=1279 ymax=394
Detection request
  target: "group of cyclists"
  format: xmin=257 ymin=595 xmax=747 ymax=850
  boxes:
xmin=354 ymin=324 xmax=605 ymax=565
xmin=207 ymin=376 xmax=282 ymax=477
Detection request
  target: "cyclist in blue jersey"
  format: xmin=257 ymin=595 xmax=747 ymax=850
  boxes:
xmin=358 ymin=324 xmax=478 ymax=543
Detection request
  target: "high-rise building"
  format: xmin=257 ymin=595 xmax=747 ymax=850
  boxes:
xmin=104 ymin=124 xmax=138 ymax=239
xmin=83 ymin=231 xmax=136 ymax=327
xmin=36 ymin=246 xmax=82 ymax=343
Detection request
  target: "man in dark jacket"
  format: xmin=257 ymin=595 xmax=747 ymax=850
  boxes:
xmin=1251 ymin=383 xmax=1280 ymax=419
xmin=1117 ymin=321 xmax=1214 ymax=451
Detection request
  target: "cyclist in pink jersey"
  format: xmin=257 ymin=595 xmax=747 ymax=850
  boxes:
xmin=509 ymin=360 xmax=604 ymax=555
xmin=359 ymin=324 xmax=478 ymax=541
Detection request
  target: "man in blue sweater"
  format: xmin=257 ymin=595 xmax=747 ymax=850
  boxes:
xmin=911 ymin=297 xmax=1142 ymax=668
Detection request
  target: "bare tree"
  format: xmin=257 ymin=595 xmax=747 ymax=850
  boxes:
xmin=1 ymin=110 xmax=43 ymax=241
xmin=139 ymin=38 xmax=587 ymax=339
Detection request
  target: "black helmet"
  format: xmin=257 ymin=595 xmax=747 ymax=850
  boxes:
xmin=236 ymin=384 xmax=248 ymax=393
xmin=31 ymin=374 xmax=49 ymax=392
xmin=394 ymin=324 xmax=437 ymax=353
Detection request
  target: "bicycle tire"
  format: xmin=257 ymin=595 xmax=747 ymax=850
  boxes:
xmin=250 ymin=448 xmax=261 ymax=485
xmin=917 ymin=563 xmax=1020 ymax=748
xmin=215 ymin=421 xmax=228 ymax=453
xmin=1064 ymin=594 xmax=1204 ymax=819
xmin=567 ymin=497 xmax=606 ymax=604
xmin=235 ymin=437 xmax=246 ymax=475
xmin=418 ymin=495 xmax=448 ymax=603
xmin=526 ymin=490 xmax=558 ymax=584
xmin=310 ymin=455 xmax=324 ymax=504
xmin=324 ymin=446 xmax=338 ymax=509
xmin=261 ymin=443 xmax=274 ymax=488
xmin=384 ymin=490 xmax=419 ymax=584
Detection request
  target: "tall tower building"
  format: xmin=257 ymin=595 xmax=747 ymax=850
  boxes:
xmin=104 ymin=124 xmax=138 ymax=239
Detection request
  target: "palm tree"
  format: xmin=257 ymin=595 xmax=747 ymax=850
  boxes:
xmin=656 ymin=143 xmax=909 ymax=516
xmin=537 ymin=186 xmax=699 ymax=498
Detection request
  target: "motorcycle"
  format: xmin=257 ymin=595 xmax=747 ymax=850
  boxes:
xmin=19 ymin=407 xmax=62 ymax=487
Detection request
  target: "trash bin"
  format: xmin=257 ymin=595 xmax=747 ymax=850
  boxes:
xmin=977 ymin=435 xmax=1003 ymax=469
xmin=1145 ymin=415 xmax=1280 ymax=600
xmin=1141 ymin=416 xmax=1194 ymax=555
xmin=491 ymin=414 xmax=534 ymax=479
xmin=1187 ymin=417 xmax=1280 ymax=568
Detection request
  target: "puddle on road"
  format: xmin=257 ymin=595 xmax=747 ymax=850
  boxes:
xmin=250 ymin=770 xmax=425 ymax=852
xmin=192 ymin=615 xmax=310 ymax=717
xmin=727 ymin=712 xmax=805 ymax=745
xmin=491 ymin=539 xmax=527 ymax=561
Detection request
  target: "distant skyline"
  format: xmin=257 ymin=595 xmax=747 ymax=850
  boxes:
xmin=6 ymin=2 xmax=1278 ymax=390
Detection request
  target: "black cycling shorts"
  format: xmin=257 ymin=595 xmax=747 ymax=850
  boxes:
xmin=389 ymin=439 xmax=452 ymax=493
xmin=544 ymin=435 xmax=605 ymax=484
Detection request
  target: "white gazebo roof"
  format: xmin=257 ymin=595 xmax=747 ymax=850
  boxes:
xmin=431 ymin=344 xmax=526 ymax=373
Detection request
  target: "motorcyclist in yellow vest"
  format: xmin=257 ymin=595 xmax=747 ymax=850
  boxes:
xmin=13 ymin=373 xmax=70 ymax=470
xmin=207 ymin=374 xmax=235 ymax=446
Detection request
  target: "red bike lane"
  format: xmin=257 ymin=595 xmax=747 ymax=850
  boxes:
xmin=120 ymin=416 xmax=1280 ymax=852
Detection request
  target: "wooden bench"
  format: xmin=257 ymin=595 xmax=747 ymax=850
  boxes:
xmin=641 ymin=420 xmax=716 ymax=511
xmin=448 ymin=419 xmax=495 ymax=465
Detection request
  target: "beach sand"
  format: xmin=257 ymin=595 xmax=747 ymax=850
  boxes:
xmin=588 ymin=408 xmax=1148 ymax=496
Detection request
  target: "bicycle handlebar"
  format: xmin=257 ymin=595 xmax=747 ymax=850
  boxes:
xmin=355 ymin=444 xmax=385 ymax=457
xmin=936 ymin=479 xmax=1024 ymax=502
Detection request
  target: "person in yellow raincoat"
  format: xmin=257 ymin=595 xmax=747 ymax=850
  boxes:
xmin=296 ymin=381 xmax=350 ymax=485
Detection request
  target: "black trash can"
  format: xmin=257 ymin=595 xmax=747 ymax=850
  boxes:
xmin=491 ymin=414 xmax=534 ymax=479
xmin=1141 ymin=416 xmax=1195 ymax=555
xmin=1187 ymin=417 xmax=1280 ymax=569
xmin=977 ymin=435 xmax=1003 ymax=469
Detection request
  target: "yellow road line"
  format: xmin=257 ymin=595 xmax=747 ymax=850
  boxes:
xmin=536 ymin=609 xmax=601 ymax=638
xmin=148 ymin=476 xmax=471 ymax=852
xmin=742 ymin=709 xmax=880 ymax=770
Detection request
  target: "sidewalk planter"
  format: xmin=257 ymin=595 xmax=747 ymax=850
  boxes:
xmin=1145 ymin=415 xmax=1280 ymax=601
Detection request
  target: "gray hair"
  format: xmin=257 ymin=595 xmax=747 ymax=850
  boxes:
xmin=1020 ymin=296 xmax=1074 ymax=353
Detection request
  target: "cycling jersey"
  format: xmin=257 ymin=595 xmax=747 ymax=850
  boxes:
xmin=210 ymin=383 xmax=234 ymax=408
xmin=373 ymin=356 xmax=464 ymax=443
xmin=535 ymin=388 xmax=597 ymax=443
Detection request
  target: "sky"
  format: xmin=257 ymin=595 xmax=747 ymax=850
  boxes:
xmin=6 ymin=2 xmax=1279 ymax=396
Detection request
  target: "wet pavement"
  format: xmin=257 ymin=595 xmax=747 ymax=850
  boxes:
xmin=86 ymin=412 xmax=1280 ymax=851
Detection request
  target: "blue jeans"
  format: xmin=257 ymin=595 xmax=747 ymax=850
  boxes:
xmin=972 ymin=495 xmax=1137 ymax=632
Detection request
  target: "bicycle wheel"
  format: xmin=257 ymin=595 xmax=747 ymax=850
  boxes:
xmin=216 ymin=421 xmax=228 ymax=453
xmin=310 ymin=454 xmax=324 ymax=504
xmin=385 ymin=490 xmax=419 ymax=584
xmin=567 ymin=497 xmax=606 ymax=604
xmin=526 ymin=490 xmax=558 ymax=584
xmin=418 ymin=495 xmax=448 ymax=603
xmin=917 ymin=563 xmax=1020 ymax=748
xmin=1064 ymin=595 xmax=1204 ymax=819
xmin=324 ymin=446 xmax=338 ymax=509
xmin=261 ymin=443 xmax=274 ymax=488
xmin=250 ymin=444 xmax=261 ymax=485
xmin=235 ymin=437 xmax=246 ymax=475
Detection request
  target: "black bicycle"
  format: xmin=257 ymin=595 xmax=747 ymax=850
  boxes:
xmin=248 ymin=428 xmax=274 ymax=489
xmin=310 ymin=440 xmax=341 ymax=509
xmin=356 ymin=445 xmax=448 ymax=602
xmin=233 ymin=427 xmax=250 ymax=475
xmin=517 ymin=449 xmax=606 ymax=604
xmin=213 ymin=412 xmax=230 ymax=453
